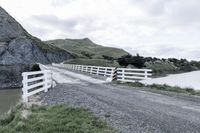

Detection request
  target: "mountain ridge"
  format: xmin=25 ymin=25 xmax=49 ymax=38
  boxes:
xmin=45 ymin=38 xmax=129 ymax=59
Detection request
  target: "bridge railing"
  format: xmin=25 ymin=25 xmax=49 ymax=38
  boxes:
xmin=53 ymin=63 xmax=115 ymax=77
xmin=117 ymin=68 xmax=152 ymax=82
xmin=22 ymin=70 xmax=52 ymax=102
xmin=53 ymin=63 xmax=152 ymax=82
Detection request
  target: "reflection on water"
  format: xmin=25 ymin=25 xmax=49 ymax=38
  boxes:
xmin=0 ymin=89 xmax=21 ymax=116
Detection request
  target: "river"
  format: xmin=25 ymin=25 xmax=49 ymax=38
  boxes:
xmin=0 ymin=89 xmax=21 ymax=116
xmin=142 ymin=70 xmax=200 ymax=90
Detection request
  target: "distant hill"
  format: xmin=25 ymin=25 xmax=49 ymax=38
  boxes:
xmin=45 ymin=38 xmax=129 ymax=59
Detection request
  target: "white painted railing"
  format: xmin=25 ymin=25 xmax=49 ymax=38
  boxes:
xmin=117 ymin=68 xmax=152 ymax=82
xmin=22 ymin=70 xmax=52 ymax=102
xmin=52 ymin=63 xmax=152 ymax=82
xmin=53 ymin=63 xmax=115 ymax=78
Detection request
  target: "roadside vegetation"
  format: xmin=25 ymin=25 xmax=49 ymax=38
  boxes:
xmin=0 ymin=104 xmax=117 ymax=133
xmin=119 ymin=82 xmax=200 ymax=96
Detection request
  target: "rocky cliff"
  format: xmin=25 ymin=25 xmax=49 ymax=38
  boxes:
xmin=0 ymin=7 xmax=73 ymax=88
xmin=0 ymin=7 xmax=73 ymax=65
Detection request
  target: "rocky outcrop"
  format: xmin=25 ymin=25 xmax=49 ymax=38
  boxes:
xmin=0 ymin=7 xmax=73 ymax=88
xmin=0 ymin=36 xmax=73 ymax=65
xmin=0 ymin=7 xmax=73 ymax=65
xmin=0 ymin=64 xmax=34 ymax=88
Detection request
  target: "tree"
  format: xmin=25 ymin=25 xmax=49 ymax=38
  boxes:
xmin=117 ymin=54 xmax=145 ymax=68
xmin=117 ymin=54 xmax=132 ymax=67
xmin=130 ymin=54 xmax=145 ymax=68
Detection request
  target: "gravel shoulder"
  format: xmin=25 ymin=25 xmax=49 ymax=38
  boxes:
xmin=42 ymin=65 xmax=200 ymax=133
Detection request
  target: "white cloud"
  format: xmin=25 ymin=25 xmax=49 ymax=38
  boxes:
xmin=0 ymin=0 xmax=199 ymax=60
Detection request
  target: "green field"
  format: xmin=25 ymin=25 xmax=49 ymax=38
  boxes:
xmin=0 ymin=104 xmax=117 ymax=133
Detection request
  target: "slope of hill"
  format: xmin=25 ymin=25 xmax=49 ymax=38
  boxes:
xmin=45 ymin=38 xmax=129 ymax=59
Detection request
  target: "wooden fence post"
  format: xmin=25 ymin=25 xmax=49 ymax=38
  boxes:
xmin=22 ymin=73 xmax=28 ymax=103
xmin=122 ymin=69 xmax=125 ymax=81
xmin=145 ymin=70 xmax=148 ymax=79
xmin=112 ymin=67 xmax=118 ymax=81
xmin=44 ymin=71 xmax=48 ymax=92
xmin=96 ymin=67 xmax=99 ymax=75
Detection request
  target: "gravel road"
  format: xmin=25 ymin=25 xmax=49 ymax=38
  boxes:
xmin=42 ymin=65 xmax=200 ymax=133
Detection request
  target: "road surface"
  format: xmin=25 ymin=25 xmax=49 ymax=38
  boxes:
xmin=42 ymin=65 xmax=200 ymax=133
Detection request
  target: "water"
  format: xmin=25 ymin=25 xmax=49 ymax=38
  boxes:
xmin=142 ymin=70 xmax=200 ymax=90
xmin=0 ymin=89 xmax=21 ymax=116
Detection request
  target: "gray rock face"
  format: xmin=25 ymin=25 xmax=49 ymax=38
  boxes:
xmin=0 ymin=7 xmax=72 ymax=65
xmin=0 ymin=64 xmax=35 ymax=88
xmin=0 ymin=6 xmax=73 ymax=65
xmin=0 ymin=7 xmax=26 ymax=42
xmin=0 ymin=7 xmax=73 ymax=88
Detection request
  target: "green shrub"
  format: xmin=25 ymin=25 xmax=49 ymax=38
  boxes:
xmin=31 ymin=64 xmax=41 ymax=71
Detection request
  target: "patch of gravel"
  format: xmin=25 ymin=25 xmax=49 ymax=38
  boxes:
xmin=41 ymin=83 xmax=200 ymax=133
xmin=51 ymin=65 xmax=108 ymax=81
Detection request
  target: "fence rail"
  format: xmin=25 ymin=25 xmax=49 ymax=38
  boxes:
xmin=117 ymin=68 xmax=152 ymax=82
xmin=22 ymin=70 xmax=52 ymax=102
xmin=53 ymin=63 xmax=115 ymax=78
xmin=53 ymin=63 xmax=152 ymax=83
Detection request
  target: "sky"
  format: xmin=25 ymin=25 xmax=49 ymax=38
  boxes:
xmin=0 ymin=0 xmax=200 ymax=60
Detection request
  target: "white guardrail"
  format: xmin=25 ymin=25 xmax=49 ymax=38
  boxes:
xmin=53 ymin=63 xmax=116 ymax=77
xmin=22 ymin=70 xmax=52 ymax=102
xmin=117 ymin=68 xmax=152 ymax=82
xmin=52 ymin=63 xmax=152 ymax=82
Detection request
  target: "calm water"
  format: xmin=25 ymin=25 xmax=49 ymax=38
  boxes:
xmin=0 ymin=89 xmax=21 ymax=116
xmin=142 ymin=70 xmax=200 ymax=90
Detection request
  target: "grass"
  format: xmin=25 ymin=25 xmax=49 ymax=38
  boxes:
xmin=27 ymin=34 xmax=71 ymax=53
xmin=64 ymin=59 xmax=120 ymax=67
xmin=145 ymin=60 xmax=178 ymax=77
xmin=45 ymin=38 xmax=129 ymax=59
xmin=120 ymin=82 xmax=200 ymax=96
xmin=0 ymin=104 xmax=117 ymax=133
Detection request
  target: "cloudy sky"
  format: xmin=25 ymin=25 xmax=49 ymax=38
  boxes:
xmin=0 ymin=0 xmax=200 ymax=60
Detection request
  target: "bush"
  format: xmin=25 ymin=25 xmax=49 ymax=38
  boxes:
xmin=31 ymin=64 xmax=41 ymax=71
xmin=118 ymin=54 xmax=145 ymax=68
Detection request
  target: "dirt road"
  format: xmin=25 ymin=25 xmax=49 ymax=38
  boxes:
xmin=42 ymin=65 xmax=200 ymax=133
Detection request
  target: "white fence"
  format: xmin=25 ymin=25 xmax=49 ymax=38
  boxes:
xmin=22 ymin=70 xmax=52 ymax=102
xmin=53 ymin=63 xmax=152 ymax=82
xmin=53 ymin=63 xmax=116 ymax=78
xmin=117 ymin=68 xmax=152 ymax=82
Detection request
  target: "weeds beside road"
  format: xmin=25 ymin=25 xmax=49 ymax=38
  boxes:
xmin=0 ymin=104 xmax=117 ymax=133
xmin=119 ymin=81 xmax=200 ymax=96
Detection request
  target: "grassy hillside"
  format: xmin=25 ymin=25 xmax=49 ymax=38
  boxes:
xmin=28 ymin=35 xmax=68 ymax=52
xmin=64 ymin=59 xmax=120 ymax=67
xmin=45 ymin=38 xmax=129 ymax=59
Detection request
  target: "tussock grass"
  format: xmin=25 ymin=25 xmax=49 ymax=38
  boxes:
xmin=0 ymin=104 xmax=117 ymax=133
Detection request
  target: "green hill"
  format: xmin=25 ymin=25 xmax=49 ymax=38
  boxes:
xmin=45 ymin=38 xmax=129 ymax=59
